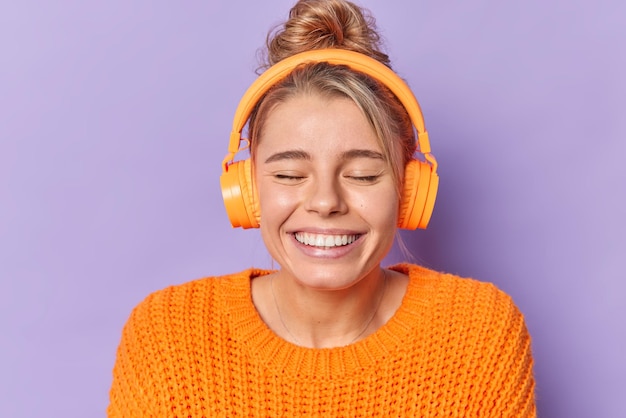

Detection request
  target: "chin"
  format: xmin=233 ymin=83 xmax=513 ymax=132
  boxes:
xmin=283 ymin=262 xmax=378 ymax=291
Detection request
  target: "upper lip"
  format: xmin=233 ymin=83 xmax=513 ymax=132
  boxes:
xmin=287 ymin=227 xmax=365 ymax=235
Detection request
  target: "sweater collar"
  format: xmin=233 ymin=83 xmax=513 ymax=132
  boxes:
xmin=225 ymin=264 xmax=437 ymax=379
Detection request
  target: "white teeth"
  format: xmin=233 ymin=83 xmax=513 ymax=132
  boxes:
xmin=294 ymin=232 xmax=359 ymax=248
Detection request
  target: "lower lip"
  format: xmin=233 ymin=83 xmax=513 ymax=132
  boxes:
xmin=290 ymin=234 xmax=363 ymax=259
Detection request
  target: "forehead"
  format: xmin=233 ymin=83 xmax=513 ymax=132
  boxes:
xmin=256 ymin=94 xmax=381 ymax=158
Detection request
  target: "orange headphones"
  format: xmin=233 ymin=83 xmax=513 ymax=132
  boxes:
xmin=220 ymin=49 xmax=439 ymax=230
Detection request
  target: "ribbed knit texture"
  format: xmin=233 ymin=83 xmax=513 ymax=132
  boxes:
xmin=108 ymin=264 xmax=535 ymax=417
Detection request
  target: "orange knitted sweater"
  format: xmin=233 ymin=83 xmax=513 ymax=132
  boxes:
xmin=108 ymin=264 xmax=535 ymax=417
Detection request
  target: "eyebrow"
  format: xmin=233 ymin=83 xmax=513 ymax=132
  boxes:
xmin=264 ymin=149 xmax=384 ymax=163
xmin=340 ymin=149 xmax=384 ymax=161
xmin=264 ymin=150 xmax=311 ymax=163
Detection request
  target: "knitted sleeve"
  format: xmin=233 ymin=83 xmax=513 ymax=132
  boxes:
xmin=474 ymin=285 xmax=536 ymax=417
xmin=107 ymin=291 xmax=169 ymax=417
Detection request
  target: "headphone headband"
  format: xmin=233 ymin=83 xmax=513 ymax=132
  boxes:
xmin=223 ymin=48 xmax=437 ymax=173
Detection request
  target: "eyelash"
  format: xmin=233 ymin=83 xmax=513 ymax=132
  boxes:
xmin=350 ymin=175 xmax=380 ymax=183
xmin=275 ymin=174 xmax=304 ymax=181
xmin=273 ymin=174 xmax=381 ymax=183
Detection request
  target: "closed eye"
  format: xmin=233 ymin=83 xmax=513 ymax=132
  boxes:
xmin=274 ymin=173 xmax=306 ymax=182
xmin=348 ymin=175 xmax=381 ymax=183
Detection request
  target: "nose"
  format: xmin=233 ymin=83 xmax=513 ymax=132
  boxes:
xmin=304 ymin=175 xmax=348 ymax=217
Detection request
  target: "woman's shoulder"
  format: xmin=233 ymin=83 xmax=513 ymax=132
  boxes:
xmin=392 ymin=263 xmax=526 ymax=325
xmin=124 ymin=268 xmax=270 ymax=329
xmin=392 ymin=263 xmax=531 ymax=364
xmin=390 ymin=264 xmax=535 ymax=413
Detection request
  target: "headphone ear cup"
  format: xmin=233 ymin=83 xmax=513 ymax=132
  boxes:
xmin=220 ymin=159 xmax=260 ymax=229
xmin=398 ymin=159 xmax=438 ymax=229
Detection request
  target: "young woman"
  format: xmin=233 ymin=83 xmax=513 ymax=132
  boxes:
xmin=108 ymin=0 xmax=536 ymax=416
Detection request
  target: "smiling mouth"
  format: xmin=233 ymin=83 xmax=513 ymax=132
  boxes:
xmin=293 ymin=232 xmax=361 ymax=248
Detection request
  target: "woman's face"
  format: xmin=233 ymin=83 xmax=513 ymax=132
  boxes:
xmin=254 ymin=94 xmax=399 ymax=290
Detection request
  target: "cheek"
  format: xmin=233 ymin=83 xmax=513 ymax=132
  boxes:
xmin=356 ymin=187 xmax=399 ymax=223
xmin=256 ymin=181 xmax=297 ymax=225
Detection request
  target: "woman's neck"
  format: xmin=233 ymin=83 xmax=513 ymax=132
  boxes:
xmin=252 ymin=267 xmax=407 ymax=349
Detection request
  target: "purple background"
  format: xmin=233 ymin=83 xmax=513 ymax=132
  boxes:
xmin=1 ymin=1 xmax=624 ymax=416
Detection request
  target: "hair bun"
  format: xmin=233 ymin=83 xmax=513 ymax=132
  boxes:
xmin=263 ymin=0 xmax=389 ymax=69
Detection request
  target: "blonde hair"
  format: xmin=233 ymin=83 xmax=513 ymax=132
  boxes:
xmin=249 ymin=0 xmax=416 ymax=194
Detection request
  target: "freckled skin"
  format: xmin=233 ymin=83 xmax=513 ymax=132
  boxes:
xmin=254 ymin=94 xmax=399 ymax=292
